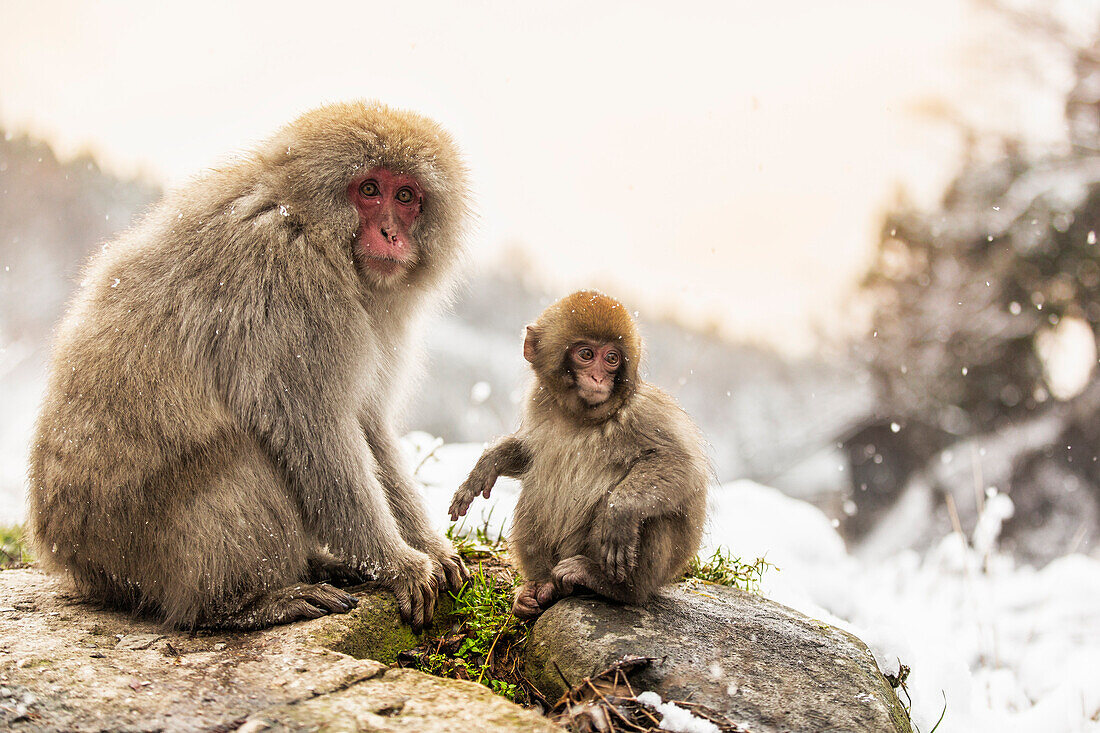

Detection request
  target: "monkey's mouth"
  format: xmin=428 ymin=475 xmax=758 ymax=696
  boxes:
xmin=363 ymin=255 xmax=410 ymax=276
xmin=577 ymin=386 xmax=613 ymax=406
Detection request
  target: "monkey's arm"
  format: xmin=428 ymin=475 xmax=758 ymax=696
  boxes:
xmin=448 ymin=437 xmax=531 ymax=521
xmin=362 ymin=417 xmax=469 ymax=591
xmin=261 ymin=410 xmax=438 ymax=628
xmin=600 ymin=447 xmax=702 ymax=582
xmin=266 ymin=412 xmax=419 ymax=569
xmin=216 ymin=309 xmax=438 ymax=628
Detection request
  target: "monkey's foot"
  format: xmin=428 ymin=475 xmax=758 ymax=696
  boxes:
xmin=307 ymin=553 xmax=365 ymax=587
xmin=215 ymin=583 xmax=358 ymax=630
xmin=514 ymin=580 xmax=553 ymax=619
xmin=549 ymin=555 xmax=605 ymax=600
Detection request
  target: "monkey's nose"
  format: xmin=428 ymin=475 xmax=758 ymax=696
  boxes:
xmin=380 ymin=227 xmax=397 ymax=243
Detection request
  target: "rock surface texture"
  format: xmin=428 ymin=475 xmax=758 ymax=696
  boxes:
xmin=0 ymin=568 xmax=556 ymax=732
xmin=1 ymin=567 xmax=912 ymax=732
xmin=525 ymin=581 xmax=913 ymax=733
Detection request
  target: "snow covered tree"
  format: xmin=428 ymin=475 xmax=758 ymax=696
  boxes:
xmin=861 ymin=151 xmax=1100 ymax=435
xmin=851 ymin=23 xmax=1100 ymax=560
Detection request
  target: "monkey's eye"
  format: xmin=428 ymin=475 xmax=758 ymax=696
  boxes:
xmin=359 ymin=180 xmax=380 ymax=197
xmin=396 ymin=187 xmax=416 ymax=204
xmin=576 ymin=347 xmax=595 ymax=362
xmin=605 ymin=350 xmax=621 ymax=367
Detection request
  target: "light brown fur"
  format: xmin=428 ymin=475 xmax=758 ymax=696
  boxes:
xmin=450 ymin=291 xmax=708 ymax=617
xmin=27 ymin=101 xmax=471 ymax=630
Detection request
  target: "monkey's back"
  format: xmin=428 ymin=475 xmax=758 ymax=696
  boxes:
xmin=26 ymin=101 xmax=473 ymax=629
xmin=509 ymin=382 xmax=709 ymax=587
xmin=25 ymin=173 xmax=365 ymax=596
xmin=26 ymin=200 xmax=243 ymax=586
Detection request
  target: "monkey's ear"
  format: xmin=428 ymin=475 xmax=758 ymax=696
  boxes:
xmin=523 ymin=325 xmax=540 ymax=364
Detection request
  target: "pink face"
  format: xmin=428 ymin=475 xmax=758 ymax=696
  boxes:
xmin=347 ymin=168 xmax=423 ymax=277
xmin=568 ymin=340 xmax=622 ymax=405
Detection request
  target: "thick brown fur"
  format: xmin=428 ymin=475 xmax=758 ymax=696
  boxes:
xmin=523 ymin=289 xmax=642 ymax=423
xmin=450 ymin=291 xmax=708 ymax=617
xmin=27 ymin=101 xmax=471 ymax=631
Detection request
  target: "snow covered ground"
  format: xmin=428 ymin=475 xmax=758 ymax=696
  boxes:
xmin=405 ymin=433 xmax=1100 ymax=733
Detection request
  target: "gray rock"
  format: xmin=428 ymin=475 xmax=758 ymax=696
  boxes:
xmin=0 ymin=567 xmax=556 ymax=732
xmin=525 ymin=581 xmax=912 ymax=733
xmin=248 ymin=668 xmax=555 ymax=733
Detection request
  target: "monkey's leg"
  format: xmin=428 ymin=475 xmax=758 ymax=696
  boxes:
xmin=545 ymin=555 xmax=641 ymax=606
xmin=241 ymin=404 xmax=438 ymax=631
xmin=143 ymin=440 xmax=358 ymax=630
xmin=215 ymin=583 xmax=358 ymax=630
xmin=307 ymin=549 xmax=366 ymax=587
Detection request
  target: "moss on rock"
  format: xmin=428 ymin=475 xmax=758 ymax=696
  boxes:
xmin=312 ymin=589 xmax=456 ymax=665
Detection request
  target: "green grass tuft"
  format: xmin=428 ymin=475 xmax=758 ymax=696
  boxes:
xmin=446 ymin=563 xmax=524 ymax=694
xmin=445 ymin=509 xmax=508 ymax=561
xmin=927 ymin=692 xmax=948 ymax=733
xmin=404 ymin=522 xmax=534 ymax=703
xmin=684 ymin=547 xmax=775 ymax=593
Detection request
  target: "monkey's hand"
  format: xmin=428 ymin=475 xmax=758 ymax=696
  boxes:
xmin=385 ymin=549 xmax=439 ymax=632
xmin=598 ymin=513 xmax=640 ymax=583
xmin=448 ymin=470 xmax=496 ymax=521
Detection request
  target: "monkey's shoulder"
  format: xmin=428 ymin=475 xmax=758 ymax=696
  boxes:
xmin=519 ymin=416 xmax=629 ymax=464
xmin=517 ymin=381 xmax=702 ymax=468
xmin=514 ymin=408 xmax=633 ymax=492
xmin=617 ymin=382 xmax=705 ymax=449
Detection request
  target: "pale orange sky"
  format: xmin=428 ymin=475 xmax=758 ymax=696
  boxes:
xmin=0 ymin=0 xmax=1084 ymax=352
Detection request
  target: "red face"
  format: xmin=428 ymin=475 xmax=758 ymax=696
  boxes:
xmin=568 ymin=340 xmax=622 ymax=405
xmin=347 ymin=168 xmax=423 ymax=277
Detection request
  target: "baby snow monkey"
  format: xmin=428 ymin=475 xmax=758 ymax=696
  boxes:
xmin=449 ymin=290 xmax=709 ymax=618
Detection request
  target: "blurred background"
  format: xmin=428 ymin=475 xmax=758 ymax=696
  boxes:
xmin=5 ymin=0 xmax=1100 ymax=562
xmin=5 ymin=1 xmax=1100 ymax=728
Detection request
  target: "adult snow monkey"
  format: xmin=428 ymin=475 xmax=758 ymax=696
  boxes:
xmin=450 ymin=291 xmax=709 ymax=617
xmin=28 ymin=101 xmax=472 ymax=631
